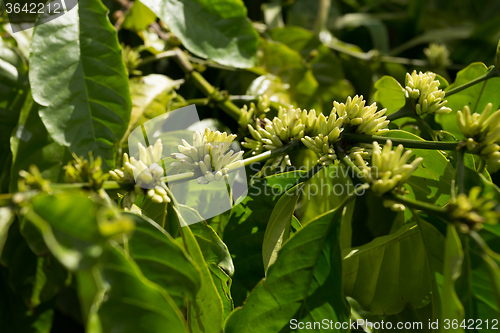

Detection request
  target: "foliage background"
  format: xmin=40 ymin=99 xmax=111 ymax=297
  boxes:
xmin=0 ymin=0 xmax=500 ymax=332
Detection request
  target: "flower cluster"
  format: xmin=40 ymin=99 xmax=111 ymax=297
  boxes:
xmin=354 ymin=140 xmax=423 ymax=211
xmin=301 ymin=95 xmax=389 ymax=166
xmin=18 ymin=165 xmax=51 ymax=193
xmin=243 ymin=106 xmax=312 ymax=170
xmin=424 ymin=43 xmax=451 ymax=68
xmin=64 ymin=154 xmax=108 ymax=190
xmin=301 ymin=113 xmax=344 ymax=166
xmin=405 ymin=71 xmax=451 ymax=116
xmin=456 ymin=103 xmax=500 ymax=171
xmin=333 ymin=95 xmax=389 ymax=135
xmin=242 ymin=95 xmax=390 ymax=168
xmin=171 ymin=128 xmax=243 ymax=184
xmin=238 ymin=94 xmax=271 ymax=128
xmin=110 ymin=139 xmax=170 ymax=207
xmin=449 ymin=187 xmax=499 ymax=232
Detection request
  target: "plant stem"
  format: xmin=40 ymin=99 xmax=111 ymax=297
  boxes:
xmin=341 ymin=133 xmax=460 ymax=151
xmin=173 ymin=48 xmax=242 ymax=121
xmin=385 ymin=193 xmax=449 ymax=220
xmin=325 ymin=42 xmax=464 ymax=70
xmin=313 ymin=0 xmax=331 ymax=36
xmin=456 ymin=150 xmax=466 ymax=195
xmin=445 ymin=67 xmax=500 ymax=97
xmin=139 ymin=50 xmax=177 ymax=67
xmin=333 ymin=142 xmax=364 ymax=184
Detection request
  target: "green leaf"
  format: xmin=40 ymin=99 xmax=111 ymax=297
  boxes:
xmin=174 ymin=208 xmax=224 ymax=333
xmin=389 ymin=27 xmax=473 ymax=56
xmin=269 ymin=26 xmax=353 ymax=111
xmin=122 ymin=0 xmax=157 ymax=32
xmin=9 ymin=92 xmax=68 ymax=192
xmin=459 ymin=234 xmax=500 ymax=321
xmin=97 ymin=245 xmax=187 ymax=333
xmin=190 ymin=220 xmax=234 ymax=276
xmin=29 ymin=0 xmax=132 ymax=169
xmin=382 ymin=130 xmax=455 ymax=207
xmin=374 ymin=76 xmax=406 ymax=114
xmin=415 ymin=212 xmax=447 ymax=322
xmin=439 ymin=225 xmax=464 ymax=333
xmin=298 ymin=159 xmax=352 ymax=224
xmin=262 ymin=183 xmax=302 ymax=274
xmin=209 ymin=262 xmax=234 ymax=320
xmin=452 ymin=165 xmax=500 ymax=322
xmin=1 ymin=220 xmax=66 ymax=313
xmin=0 ymin=208 xmax=14 ymax=258
xmin=224 ymin=171 xmax=306 ymax=306
xmin=0 ymin=38 xmax=27 ymax=191
xmin=436 ymin=63 xmax=500 ymax=139
xmin=343 ymin=220 xmax=445 ymax=315
xmin=123 ymin=212 xmax=201 ymax=306
xmin=25 ymin=192 xmax=131 ymax=271
xmin=224 ymin=206 xmax=349 ymax=333
xmin=334 ymin=13 xmax=390 ymax=53
xmin=258 ymin=39 xmax=318 ymax=109
xmin=139 ymin=0 xmax=259 ymax=68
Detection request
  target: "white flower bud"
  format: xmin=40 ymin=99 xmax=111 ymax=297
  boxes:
xmin=405 ymin=71 xmax=451 ymax=116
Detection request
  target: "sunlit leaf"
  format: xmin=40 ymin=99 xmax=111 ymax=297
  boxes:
xmin=436 ymin=63 xmax=500 ymax=139
xmin=140 ymin=0 xmax=259 ymax=68
xmin=225 ymin=206 xmax=349 ymax=333
xmin=29 ymin=0 xmax=132 ymax=168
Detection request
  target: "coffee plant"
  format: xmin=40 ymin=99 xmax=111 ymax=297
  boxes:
xmin=1 ymin=0 xmax=500 ymax=332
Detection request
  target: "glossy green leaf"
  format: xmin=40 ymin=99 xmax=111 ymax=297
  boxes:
xmin=334 ymin=13 xmax=390 ymax=53
xmin=439 ymin=225 xmax=464 ymax=333
xmin=0 ymin=207 xmax=14 ymax=258
xmin=174 ymin=207 xmax=224 ymax=333
xmin=209 ymin=262 xmax=234 ymax=320
xmin=224 ymin=171 xmax=306 ymax=306
xmin=123 ymin=212 xmax=201 ymax=306
xmin=25 ymin=192 xmax=131 ymax=271
xmin=389 ymin=27 xmax=473 ymax=56
xmin=29 ymin=0 xmax=132 ymax=169
xmin=436 ymin=63 xmax=500 ymax=139
xmin=262 ymin=183 xmax=302 ymax=274
xmin=122 ymin=0 xmax=157 ymax=32
xmin=0 ymin=38 xmax=27 ymax=191
xmin=27 ymin=192 xmax=104 ymax=270
xmin=414 ymin=212 xmax=447 ymax=322
xmin=269 ymin=26 xmax=353 ymax=111
xmin=140 ymin=0 xmax=259 ymax=68
xmin=9 ymin=93 xmax=68 ymax=192
xmin=343 ymin=220 xmax=445 ymax=315
xmin=299 ymin=160 xmax=352 ymax=224
xmin=457 ymin=226 xmax=500 ymax=323
xmin=383 ymin=130 xmax=455 ymax=207
xmin=97 ymin=245 xmax=187 ymax=333
xmin=190 ymin=220 xmax=234 ymax=277
xmin=0 ymin=220 xmax=66 ymax=314
xmin=258 ymin=39 xmax=318 ymax=109
xmin=225 ymin=206 xmax=349 ymax=333
xmin=350 ymin=191 xmax=402 ymax=247
xmin=374 ymin=76 xmax=406 ymax=114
